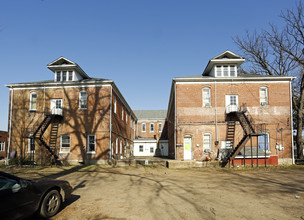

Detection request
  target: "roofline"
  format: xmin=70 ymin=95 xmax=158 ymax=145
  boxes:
xmin=5 ymin=79 xmax=114 ymax=88
xmin=47 ymin=57 xmax=90 ymax=79
xmin=111 ymin=82 xmax=138 ymax=121
xmin=173 ymin=76 xmax=296 ymax=82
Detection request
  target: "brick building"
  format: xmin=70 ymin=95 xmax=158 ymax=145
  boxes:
xmin=6 ymin=57 xmax=137 ymax=164
xmin=133 ymin=110 xmax=168 ymax=157
xmin=167 ymin=51 xmax=294 ymax=165
xmin=0 ymin=131 xmax=8 ymax=160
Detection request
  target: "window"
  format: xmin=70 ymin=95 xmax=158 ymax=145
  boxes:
xmin=27 ymin=137 xmax=35 ymax=153
xmin=79 ymin=91 xmax=87 ymax=109
xmin=61 ymin=135 xmax=70 ymax=148
xmin=260 ymin=87 xmax=268 ymax=106
xmin=87 ymin=135 xmax=96 ymax=153
xmin=150 ymin=147 xmax=154 ymax=153
xmin=203 ymin=133 xmax=211 ymax=153
xmin=159 ymin=123 xmax=162 ymax=132
xmin=0 ymin=141 xmax=5 ymax=152
xmin=150 ymin=123 xmax=154 ymax=132
xmin=122 ymin=107 xmax=124 ymax=121
xmin=62 ymin=71 xmax=67 ymax=81
xmin=258 ymin=133 xmax=269 ymax=151
xmin=120 ymin=140 xmax=122 ymax=155
xmin=142 ymin=123 xmax=146 ymax=132
xmin=139 ymin=145 xmax=144 ymax=152
xmin=202 ymin=88 xmax=211 ymax=107
xmin=230 ymin=65 xmax=235 ymax=76
xmin=216 ymin=66 xmax=222 ymax=77
xmin=215 ymin=65 xmax=237 ymax=77
xmin=126 ymin=113 xmax=128 ymax=124
xmin=223 ymin=66 xmax=228 ymax=76
xmin=114 ymin=97 xmax=117 ymax=114
xmin=115 ymin=138 xmax=118 ymax=154
xmin=56 ymin=71 xmax=61 ymax=81
xmin=55 ymin=99 xmax=62 ymax=109
xmin=68 ymin=71 xmax=73 ymax=81
xmin=29 ymin=92 xmax=37 ymax=110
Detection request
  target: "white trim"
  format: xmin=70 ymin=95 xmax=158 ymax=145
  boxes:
xmin=60 ymin=135 xmax=71 ymax=152
xmin=203 ymin=133 xmax=212 ymax=153
xmin=290 ymin=81 xmax=295 ymax=164
xmin=0 ymin=141 xmax=5 ymax=152
xmin=79 ymin=90 xmax=87 ymax=109
xmin=175 ymin=80 xmax=292 ymax=85
xmin=7 ymin=84 xmax=112 ymax=90
xmin=29 ymin=92 xmax=37 ymax=111
xmin=7 ymin=89 xmax=13 ymax=164
xmin=110 ymin=85 xmax=112 ymax=158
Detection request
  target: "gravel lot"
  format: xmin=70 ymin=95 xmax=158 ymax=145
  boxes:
xmin=1 ymin=165 xmax=304 ymax=220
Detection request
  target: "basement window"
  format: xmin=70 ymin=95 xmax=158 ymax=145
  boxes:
xmin=61 ymin=135 xmax=70 ymax=149
xmin=87 ymin=135 xmax=96 ymax=153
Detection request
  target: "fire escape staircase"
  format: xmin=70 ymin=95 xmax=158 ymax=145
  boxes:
xmin=31 ymin=111 xmax=63 ymax=161
xmin=222 ymin=110 xmax=256 ymax=167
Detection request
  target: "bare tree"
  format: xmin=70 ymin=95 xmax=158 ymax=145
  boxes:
xmin=234 ymin=1 xmax=304 ymax=159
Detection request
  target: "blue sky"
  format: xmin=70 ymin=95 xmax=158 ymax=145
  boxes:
xmin=0 ymin=0 xmax=298 ymax=131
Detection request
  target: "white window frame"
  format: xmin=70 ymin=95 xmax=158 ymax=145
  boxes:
xmin=159 ymin=123 xmax=162 ymax=132
xmin=87 ymin=135 xmax=96 ymax=154
xmin=0 ymin=141 xmax=5 ymax=152
xmin=215 ymin=65 xmax=237 ymax=77
xmin=79 ymin=91 xmax=87 ymax=109
xmin=139 ymin=145 xmax=144 ymax=152
xmin=115 ymin=138 xmax=118 ymax=154
xmin=259 ymin=87 xmax=268 ymax=106
xmin=60 ymin=135 xmax=70 ymax=152
xmin=27 ymin=136 xmax=35 ymax=153
xmin=142 ymin=123 xmax=146 ymax=132
xmin=29 ymin=92 xmax=37 ymax=111
xmin=150 ymin=123 xmax=154 ymax=133
xmin=55 ymin=70 xmax=74 ymax=82
xmin=202 ymin=87 xmax=211 ymax=107
xmin=203 ymin=133 xmax=212 ymax=153
xmin=258 ymin=133 xmax=270 ymax=151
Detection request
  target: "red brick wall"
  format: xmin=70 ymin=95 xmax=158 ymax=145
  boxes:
xmin=170 ymin=80 xmax=293 ymax=161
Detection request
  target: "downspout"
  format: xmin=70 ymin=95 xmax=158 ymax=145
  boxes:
xmin=6 ymin=88 xmax=14 ymax=165
xmin=43 ymin=87 xmax=45 ymax=115
xmin=110 ymin=85 xmax=113 ymax=158
xmin=290 ymin=80 xmax=295 ymax=164
xmin=215 ymin=81 xmax=218 ymax=143
xmin=174 ymin=82 xmax=177 ymax=160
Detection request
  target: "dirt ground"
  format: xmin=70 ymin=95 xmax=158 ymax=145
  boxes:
xmin=1 ymin=165 xmax=304 ymax=220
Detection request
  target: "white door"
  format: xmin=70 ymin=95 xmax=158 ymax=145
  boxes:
xmin=50 ymin=99 xmax=62 ymax=115
xmin=225 ymin=95 xmax=238 ymax=113
xmin=183 ymin=136 xmax=192 ymax=160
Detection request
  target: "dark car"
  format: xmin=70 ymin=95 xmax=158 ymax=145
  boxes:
xmin=0 ymin=171 xmax=73 ymax=219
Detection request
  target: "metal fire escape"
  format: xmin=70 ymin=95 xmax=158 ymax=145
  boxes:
xmin=221 ymin=104 xmax=265 ymax=167
xmin=29 ymin=108 xmax=63 ymax=162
